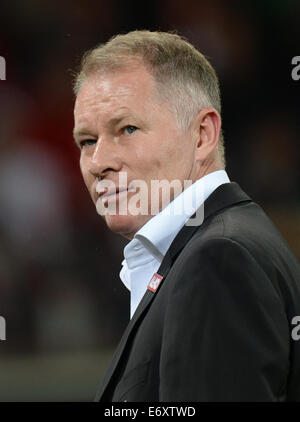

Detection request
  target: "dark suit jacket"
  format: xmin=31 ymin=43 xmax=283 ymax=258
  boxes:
xmin=95 ymin=182 xmax=300 ymax=402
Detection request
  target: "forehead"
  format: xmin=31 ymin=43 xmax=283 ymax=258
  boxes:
xmin=74 ymin=67 xmax=157 ymax=123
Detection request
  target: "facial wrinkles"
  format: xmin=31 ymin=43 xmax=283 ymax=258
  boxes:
xmin=76 ymin=84 xmax=149 ymax=145
xmin=75 ymin=72 xmax=191 ymax=177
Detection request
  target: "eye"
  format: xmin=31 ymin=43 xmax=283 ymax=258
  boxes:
xmin=79 ymin=139 xmax=96 ymax=149
xmin=123 ymin=125 xmax=138 ymax=135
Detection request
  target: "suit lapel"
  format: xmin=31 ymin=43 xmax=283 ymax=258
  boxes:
xmin=95 ymin=182 xmax=252 ymax=401
xmin=95 ymin=249 xmax=174 ymax=401
xmin=167 ymin=182 xmax=251 ymax=261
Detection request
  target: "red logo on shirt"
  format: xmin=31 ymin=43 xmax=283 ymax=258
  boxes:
xmin=147 ymin=273 xmax=163 ymax=293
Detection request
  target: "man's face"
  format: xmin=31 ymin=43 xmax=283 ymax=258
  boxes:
xmin=74 ymin=66 xmax=198 ymax=239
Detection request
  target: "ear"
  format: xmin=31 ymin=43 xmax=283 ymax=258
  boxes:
xmin=192 ymin=107 xmax=221 ymax=163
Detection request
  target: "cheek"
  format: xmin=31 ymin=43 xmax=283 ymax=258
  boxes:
xmin=79 ymin=156 xmax=86 ymax=180
xmin=132 ymin=143 xmax=161 ymax=173
xmin=80 ymin=156 xmax=93 ymax=190
xmin=135 ymin=133 xmax=172 ymax=169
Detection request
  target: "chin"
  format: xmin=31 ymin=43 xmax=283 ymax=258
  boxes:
xmin=104 ymin=214 xmax=144 ymax=240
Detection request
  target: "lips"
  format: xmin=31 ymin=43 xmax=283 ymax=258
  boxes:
xmin=106 ymin=187 xmax=128 ymax=197
xmin=95 ymin=184 xmax=138 ymax=208
xmin=97 ymin=186 xmax=128 ymax=200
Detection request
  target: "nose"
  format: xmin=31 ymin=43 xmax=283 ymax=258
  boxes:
xmin=88 ymin=136 xmax=122 ymax=179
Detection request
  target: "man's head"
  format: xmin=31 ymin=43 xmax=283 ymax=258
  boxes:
xmin=73 ymin=30 xmax=224 ymax=239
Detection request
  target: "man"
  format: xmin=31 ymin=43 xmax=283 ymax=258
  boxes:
xmin=73 ymin=30 xmax=300 ymax=401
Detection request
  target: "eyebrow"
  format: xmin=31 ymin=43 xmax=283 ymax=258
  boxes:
xmin=73 ymin=128 xmax=95 ymax=142
xmin=73 ymin=111 xmax=146 ymax=144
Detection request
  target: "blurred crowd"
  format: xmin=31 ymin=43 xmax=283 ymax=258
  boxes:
xmin=0 ymin=0 xmax=299 ymax=357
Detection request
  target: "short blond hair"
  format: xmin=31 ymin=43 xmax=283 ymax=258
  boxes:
xmin=73 ymin=30 xmax=225 ymax=167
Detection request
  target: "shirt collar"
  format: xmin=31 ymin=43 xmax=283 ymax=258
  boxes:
xmin=121 ymin=170 xmax=230 ymax=285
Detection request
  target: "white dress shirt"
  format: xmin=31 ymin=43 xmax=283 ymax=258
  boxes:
xmin=120 ymin=170 xmax=230 ymax=318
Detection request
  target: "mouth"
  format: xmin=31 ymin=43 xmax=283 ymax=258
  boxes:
xmin=102 ymin=188 xmax=128 ymax=203
xmin=97 ymin=186 xmax=135 ymax=206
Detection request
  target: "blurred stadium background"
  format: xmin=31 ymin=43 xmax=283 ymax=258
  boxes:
xmin=0 ymin=0 xmax=299 ymax=401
